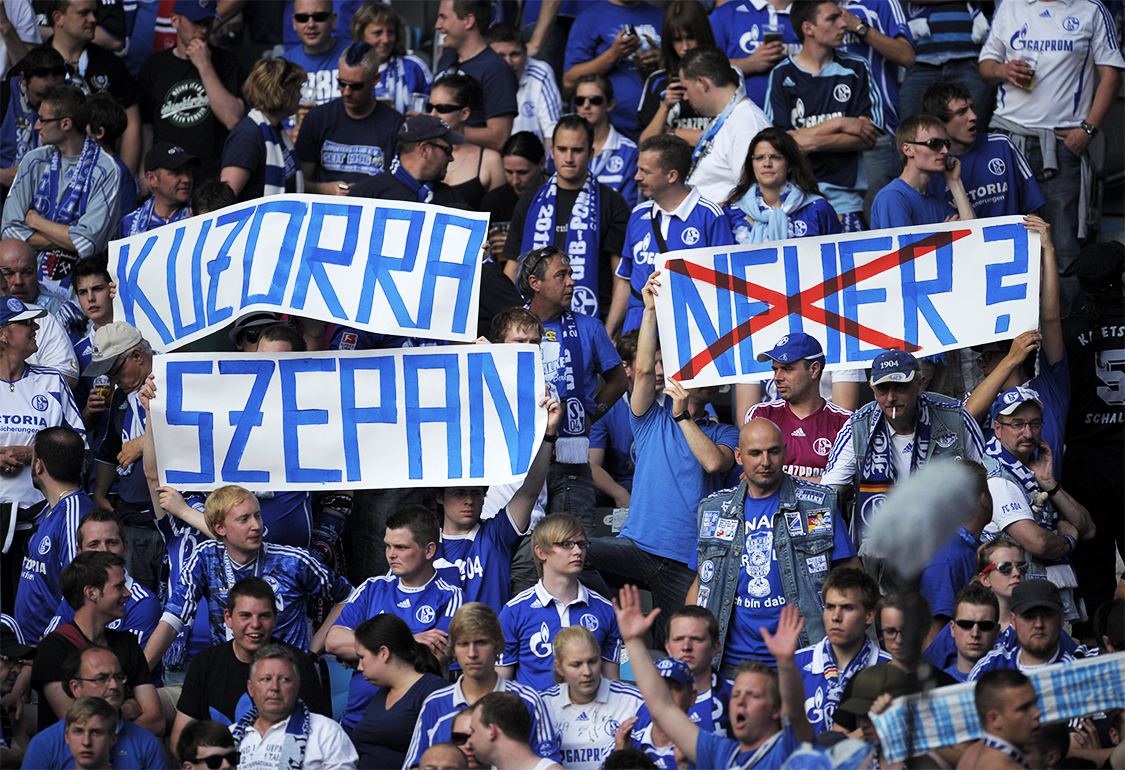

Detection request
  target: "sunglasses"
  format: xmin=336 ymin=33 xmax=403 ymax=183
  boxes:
xmin=293 ymin=11 xmax=331 ymax=22
xmin=337 ymin=78 xmax=368 ymax=92
xmin=574 ymin=95 xmax=605 ymax=107
xmin=190 ymin=751 xmax=241 ymax=768
xmin=425 ymin=102 xmax=463 ymax=114
xmin=425 ymin=142 xmax=454 ymax=158
xmin=982 ymin=560 xmax=1030 ymax=576
xmin=905 ymin=138 xmax=952 ymax=151
xmin=451 ymin=732 xmax=470 ymax=746
xmin=954 ymin=619 xmax=998 ymax=632
xmin=29 ymin=65 xmax=68 ymax=79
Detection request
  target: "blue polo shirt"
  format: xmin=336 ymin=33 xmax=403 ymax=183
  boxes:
xmin=927 ymin=133 xmax=1045 ymax=218
xmin=564 ymin=1 xmax=665 ymax=135
xmin=589 ymin=395 xmax=636 ymax=492
xmin=871 ymin=178 xmax=954 ymax=229
xmin=618 ymin=189 xmax=736 ymax=334
xmin=709 ymin=0 xmax=802 ymax=108
xmin=841 ymin=0 xmax=913 ymax=132
xmin=21 ymin=715 xmax=164 ymax=769
xmin=499 ymin=582 xmax=623 ymax=690
xmin=691 ymin=672 xmax=734 ymax=737
xmin=435 ymin=508 xmax=525 ymax=610
xmin=766 ymin=52 xmax=884 ymax=215
xmin=622 ymin=401 xmax=739 ymax=565
xmin=333 ymin=573 xmax=464 ymax=729
xmin=918 ymin=526 xmax=981 ymax=618
xmin=695 ymin=723 xmax=799 ymax=769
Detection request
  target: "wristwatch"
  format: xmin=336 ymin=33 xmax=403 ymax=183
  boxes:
xmin=674 ymin=410 xmax=692 ymax=422
xmin=1080 ymin=121 xmax=1099 ymax=138
xmin=854 ymin=22 xmax=870 ymax=37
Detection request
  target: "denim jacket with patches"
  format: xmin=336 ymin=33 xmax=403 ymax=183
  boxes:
xmin=694 ymin=475 xmax=839 ymax=669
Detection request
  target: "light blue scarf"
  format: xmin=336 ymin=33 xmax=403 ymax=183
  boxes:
xmin=735 ymin=183 xmax=822 ymax=243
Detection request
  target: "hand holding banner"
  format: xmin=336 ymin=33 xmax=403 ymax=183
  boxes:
xmin=655 ymin=216 xmax=1040 ymax=387
xmin=110 ymin=194 xmax=489 ymax=350
xmin=149 ymin=345 xmax=546 ymax=491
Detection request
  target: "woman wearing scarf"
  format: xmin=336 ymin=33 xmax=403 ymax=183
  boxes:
xmin=726 ymin=127 xmax=842 ymax=244
xmin=350 ymin=2 xmax=432 ymax=115
xmin=220 ymin=58 xmax=306 ymax=203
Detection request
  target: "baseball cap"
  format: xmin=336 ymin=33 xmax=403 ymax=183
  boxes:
xmin=0 ymin=295 xmax=46 ymax=326
xmin=988 ymin=386 xmax=1045 ymax=425
xmin=654 ymin=657 xmax=694 ymax=687
xmin=837 ymin=664 xmax=910 ymax=716
xmin=1075 ymin=241 xmax=1124 ymax=295
xmin=1 ymin=626 xmax=36 ymax=661
xmin=399 ymin=115 xmax=466 ymax=146
xmin=1010 ymin=579 xmax=1064 ymax=616
xmin=172 ymin=0 xmax=218 ymax=22
xmin=756 ymin=332 xmax=824 ymax=364
xmin=145 ymin=143 xmax=201 ymax=173
xmin=869 ymin=350 xmax=919 ymax=387
xmin=229 ymin=312 xmax=282 ymax=343
xmin=82 ymin=323 xmax=145 ymax=379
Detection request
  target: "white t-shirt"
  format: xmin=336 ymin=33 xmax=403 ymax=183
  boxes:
xmin=985 ymin=475 xmax=1036 ymax=532
xmin=687 ymin=96 xmax=771 ymax=205
xmin=0 ymin=0 xmax=40 ymax=80
xmin=542 ymin=679 xmax=644 ymax=770
xmin=234 ymin=713 xmax=358 ymax=770
xmin=26 ymin=310 xmax=79 ymax=381
xmin=820 ymin=426 xmax=914 ymax=487
xmin=980 ymin=0 xmax=1125 ymax=129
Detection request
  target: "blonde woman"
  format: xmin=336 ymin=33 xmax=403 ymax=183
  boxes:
xmin=540 ymin=626 xmax=642 ymax=770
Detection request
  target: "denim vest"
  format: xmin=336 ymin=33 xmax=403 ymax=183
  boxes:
xmin=849 ymin=392 xmax=970 ymax=481
xmin=694 ymin=475 xmax=840 ymax=669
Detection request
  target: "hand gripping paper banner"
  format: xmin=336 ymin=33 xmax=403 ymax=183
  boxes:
xmin=654 ymin=216 xmax=1040 ymax=387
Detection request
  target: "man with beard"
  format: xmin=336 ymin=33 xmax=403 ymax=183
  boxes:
xmin=969 ymin=580 xmax=1085 ymax=679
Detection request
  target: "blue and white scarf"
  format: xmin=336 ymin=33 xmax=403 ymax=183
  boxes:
xmin=8 ymin=78 xmax=39 ymax=165
xmin=231 ymin=698 xmax=310 ymax=770
xmin=247 ymin=109 xmax=303 ymax=196
xmin=979 ymin=736 xmax=1032 ymax=770
xmin=389 ymin=156 xmax=433 ymax=203
xmin=116 ymin=391 xmax=147 ymax=476
xmin=735 ymin=183 xmax=823 ymax=243
xmin=520 ymin=171 xmax=601 ymax=317
xmin=855 ymin=398 xmax=934 ymax=543
xmin=376 ymin=56 xmax=418 ymax=113
xmin=31 ymin=134 xmax=102 ymax=226
xmin=126 ymin=195 xmax=191 ymax=237
xmin=690 ymin=87 xmax=744 ymax=176
xmin=544 ymin=309 xmax=588 ymax=463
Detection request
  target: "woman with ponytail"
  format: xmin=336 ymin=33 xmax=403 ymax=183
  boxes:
xmin=347 ymin=614 xmax=447 ymax=768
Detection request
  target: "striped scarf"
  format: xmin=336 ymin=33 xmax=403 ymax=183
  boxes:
xmin=31 ymin=134 xmax=102 ymax=226
xmin=126 ymin=195 xmax=191 ymax=236
xmin=247 ymin=109 xmax=303 ymax=196
xmin=232 ymin=699 xmax=311 ymax=770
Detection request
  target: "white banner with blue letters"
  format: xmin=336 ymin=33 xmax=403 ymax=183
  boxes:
xmin=150 ymin=346 xmax=546 ymax=491
xmin=109 ymin=195 xmax=489 ymax=349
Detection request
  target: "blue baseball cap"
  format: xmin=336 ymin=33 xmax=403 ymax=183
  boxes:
xmin=172 ymin=0 xmax=217 ymax=23
xmin=869 ymin=350 xmax=919 ymax=386
xmin=654 ymin=657 xmax=694 ymax=687
xmin=755 ymin=332 xmax=824 ymax=364
xmin=0 ymin=295 xmax=46 ymax=326
xmin=988 ymin=386 xmax=1044 ymax=425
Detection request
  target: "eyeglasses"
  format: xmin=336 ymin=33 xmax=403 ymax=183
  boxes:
xmin=425 ymin=142 xmax=454 ymax=158
xmin=880 ymin=627 xmax=903 ymax=640
xmin=752 ymin=154 xmax=785 ymax=163
xmin=425 ymin=102 xmax=463 ymax=114
xmin=905 ymin=138 xmax=952 ymax=151
xmin=954 ymin=619 xmax=998 ymax=632
xmin=107 ymin=354 xmax=129 ymax=380
xmin=574 ymin=95 xmax=606 ymax=107
xmin=28 ymin=65 xmax=68 ymax=79
xmin=74 ymin=672 xmax=128 ymax=687
xmin=450 ymin=732 xmax=470 ymax=746
xmin=995 ymin=419 xmax=1043 ymax=432
xmin=189 ymin=751 xmax=241 ymax=769
xmin=293 ymin=11 xmax=331 ymax=22
xmin=976 ymin=350 xmax=1004 ymax=367
xmin=337 ymin=78 xmax=369 ymax=92
xmin=982 ymin=560 xmax=1030 ymax=576
xmin=553 ymin=539 xmax=591 ymax=551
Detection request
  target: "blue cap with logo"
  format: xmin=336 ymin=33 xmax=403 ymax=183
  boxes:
xmin=654 ymin=657 xmax=694 ymax=687
xmin=0 ymin=295 xmax=46 ymax=326
xmin=988 ymin=386 xmax=1045 ymax=425
xmin=756 ymin=332 xmax=825 ymax=363
xmin=172 ymin=0 xmax=217 ymax=22
xmin=869 ymin=350 xmax=919 ymax=386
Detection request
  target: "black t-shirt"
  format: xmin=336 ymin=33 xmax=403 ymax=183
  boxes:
xmin=137 ymin=47 xmax=244 ymax=180
xmin=480 ymin=183 xmax=520 ymax=226
xmin=221 ymin=115 xmax=301 ymax=202
xmin=434 ymin=47 xmax=518 ymax=128
xmin=293 ymin=99 xmax=403 ymax=183
xmin=31 ymin=624 xmax=153 ymax=732
xmin=348 ymin=173 xmax=467 ymax=208
xmin=502 ymin=181 xmax=630 ymax=318
xmin=478 ymin=258 xmax=525 ymax=339
xmin=176 ymin=640 xmax=331 ymax=723
xmin=65 ymin=42 xmax=136 ymax=107
xmin=1061 ymin=296 xmax=1124 ymax=455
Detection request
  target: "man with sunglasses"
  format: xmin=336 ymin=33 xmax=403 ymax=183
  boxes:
xmin=984 ymin=386 xmax=1095 ymax=621
xmin=82 ymin=322 xmax=163 ymax=594
xmin=295 ymin=42 xmax=404 ymax=195
xmin=350 ymin=114 xmax=466 ymax=207
xmin=280 ymin=0 xmax=351 ymax=141
xmin=944 ymin=583 xmax=1001 ymax=683
xmin=136 ymin=0 xmax=244 ymax=183
xmin=23 ymin=646 xmax=163 ymax=767
xmin=871 ymin=113 xmax=975 ymax=229
xmin=969 ymin=580 xmax=1083 ymax=680
xmin=0 ymin=46 xmax=67 ymax=189
xmin=176 ymin=720 xmax=240 ymax=770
